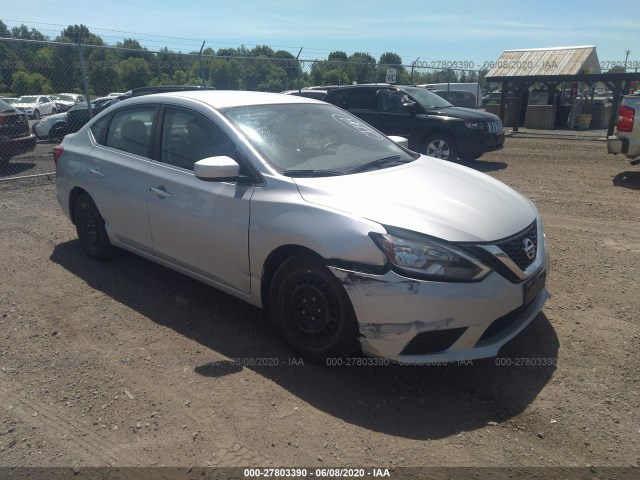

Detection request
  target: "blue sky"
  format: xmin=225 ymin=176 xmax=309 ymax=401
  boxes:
xmin=3 ymin=0 xmax=639 ymax=66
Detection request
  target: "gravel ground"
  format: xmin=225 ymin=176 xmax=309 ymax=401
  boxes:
xmin=0 ymin=134 xmax=638 ymax=476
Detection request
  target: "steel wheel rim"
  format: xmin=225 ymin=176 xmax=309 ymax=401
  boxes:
xmin=280 ymin=270 xmax=341 ymax=347
xmin=79 ymin=208 xmax=100 ymax=246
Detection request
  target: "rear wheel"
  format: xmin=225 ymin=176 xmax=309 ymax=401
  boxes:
xmin=73 ymin=194 xmax=113 ymax=259
xmin=269 ymin=253 xmax=360 ymax=362
xmin=422 ymin=133 xmax=458 ymax=161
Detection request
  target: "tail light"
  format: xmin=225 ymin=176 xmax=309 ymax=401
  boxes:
xmin=0 ymin=117 xmax=4 ymax=126
xmin=617 ymin=105 xmax=635 ymax=132
xmin=53 ymin=145 xmax=64 ymax=166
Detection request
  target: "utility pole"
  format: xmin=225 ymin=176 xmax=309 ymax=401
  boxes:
xmin=411 ymin=57 xmax=420 ymax=84
xmin=624 ymin=50 xmax=630 ymax=70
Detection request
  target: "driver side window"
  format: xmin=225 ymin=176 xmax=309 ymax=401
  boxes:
xmin=160 ymin=108 xmax=235 ymax=171
xmin=379 ymin=92 xmax=405 ymax=113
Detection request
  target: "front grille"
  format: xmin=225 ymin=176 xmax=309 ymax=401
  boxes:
xmin=495 ymin=221 xmax=538 ymax=271
xmin=487 ymin=120 xmax=503 ymax=133
xmin=400 ymin=327 xmax=467 ymax=355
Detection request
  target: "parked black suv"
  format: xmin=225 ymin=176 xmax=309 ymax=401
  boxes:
xmin=324 ymin=85 xmax=504 ymax=161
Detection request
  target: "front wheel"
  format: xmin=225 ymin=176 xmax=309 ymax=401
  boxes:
xmin=34 ymin=110 xmax=41 ymax=120
xmin=269 ymin=253 xmax=360 ymax=362
xmin=73 ymin=194 xmax=114 ymax=259
xmin=49 ymin=124 xmax=67 ymax=143
xmin=422 ymin=133 xmax=458 ymax=161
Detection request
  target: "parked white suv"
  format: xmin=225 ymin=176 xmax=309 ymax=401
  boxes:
xmin=608 ymin=95 xmax=640 ymax=164
xmin=14 ymin=95 xmax=58 ymax=119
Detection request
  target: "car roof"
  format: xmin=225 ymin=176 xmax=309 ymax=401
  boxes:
xmin=123 ymin=90 xmax=324 ymax=109
xmin=431 ymin=90 xmax=473 ymax=94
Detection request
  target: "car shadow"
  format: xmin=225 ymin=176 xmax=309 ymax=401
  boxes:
xmin=50 ymin=240 xmax=558 ymax=440
xmin=0 ymin=161 xmax=37 ymax=177
xmin=458 ymin=159 xmax=508 ymax=172
xmin=613 ymin=171 xmax=640 ymax=190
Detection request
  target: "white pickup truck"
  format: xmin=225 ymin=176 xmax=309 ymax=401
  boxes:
xmin=608 ymin=95 xmax=640 ymax=165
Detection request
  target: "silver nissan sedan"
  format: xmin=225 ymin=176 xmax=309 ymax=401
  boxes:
xmin=54 ymin=90 xmax=549 ymax=364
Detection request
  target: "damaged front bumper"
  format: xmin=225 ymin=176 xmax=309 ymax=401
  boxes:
xmin=328 ymin=264 xmax=549 ymax=364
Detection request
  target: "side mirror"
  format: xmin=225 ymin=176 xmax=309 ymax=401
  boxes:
xmin=388 ymin=136 xmax=409 ymax=148
xmin=402 ymin=100 xmax=417 ymax=113
xmin=194 ymin=156 xmax=240 ymax=181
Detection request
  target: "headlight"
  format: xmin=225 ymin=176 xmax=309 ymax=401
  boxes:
xmin=370 ymin=230 xmax=491 ymax=281
xmin=464 ymin=121 xmax=485 ymax=130
xmin=38 ymin=117 xmax=49 ymax=126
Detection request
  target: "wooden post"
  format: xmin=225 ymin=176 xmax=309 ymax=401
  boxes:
xmin=608 ymin=79 xmax=623 ymax=137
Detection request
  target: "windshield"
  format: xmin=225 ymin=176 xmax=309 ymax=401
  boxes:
xmin=403 ymin=86 xmax=453 ymax=109
xmin=17 ymin=96 xmax=37 ymax=103
xmin=58 ymin=95 xmax=75 ymax=101
xmin=223 ymin=103 xmax=417 ymax=176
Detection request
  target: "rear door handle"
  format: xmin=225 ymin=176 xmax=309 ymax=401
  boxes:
xmin=89 ymin=168 xmax=104 ymax=178
xmin=150 ymin=186 xmax=172 ymax=198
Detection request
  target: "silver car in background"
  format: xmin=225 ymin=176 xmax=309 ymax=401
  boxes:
xmin=54 ymin=90 xmax=549 ymax=363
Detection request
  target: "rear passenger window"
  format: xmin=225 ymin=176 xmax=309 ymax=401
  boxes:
xmin=104 ymin=107 xmax=156 ymax=158
xmin=346 ymin=92 xmax=377 ymax=110
xmin=90 ymin=116 xmax=110 ymax=143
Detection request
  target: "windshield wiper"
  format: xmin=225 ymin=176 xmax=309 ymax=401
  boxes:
xmin=346 ymin=155 xmax=411 ymax=174
xmin=281 ymin=169 xmax=344 ymax=177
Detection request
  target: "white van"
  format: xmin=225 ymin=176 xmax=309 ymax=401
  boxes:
xmin=417 ymin=83 xmax=482 ymax=108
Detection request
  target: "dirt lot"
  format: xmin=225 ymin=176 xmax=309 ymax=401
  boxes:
xmin=0 ymin=134 xmax=639 ymax=475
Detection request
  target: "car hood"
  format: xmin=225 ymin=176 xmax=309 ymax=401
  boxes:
xmin=15 ymin=103 xmax=36 ymax=109
xmin=292 ymin=157 xmax=536 ymax=242
xmin=426 ymin=106 xmax=500 ymax=121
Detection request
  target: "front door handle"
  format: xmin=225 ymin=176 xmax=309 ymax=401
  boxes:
xmin=89 ymin=168 xmax=104 ymax=178
xmin=150 ymin=186 xmax=172 ymax=198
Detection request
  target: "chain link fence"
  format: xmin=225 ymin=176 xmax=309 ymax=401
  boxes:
xmin=0 ymin=37 xmax=485 ymax=183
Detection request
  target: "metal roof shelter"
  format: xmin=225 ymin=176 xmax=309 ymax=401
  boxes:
xmin=487 ymin=46 xmax=601 ymax=77
xmin=485 ymin=46 xmax=640 ymax=135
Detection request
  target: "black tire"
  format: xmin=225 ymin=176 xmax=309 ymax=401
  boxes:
xmin=422 ymin=133 xmax=458 ymax=161
xmin=52 ymin=107 xmax=58 ymax=114
xmin=73 ymin=194 xmax=113 ymax=259
xmin=34 ymin=110 xmax=41 ymax=120
xmin=269 ymin=253 xmax=360 ymax=362
xmin=49 ymin=124 xmax=67 ymax=143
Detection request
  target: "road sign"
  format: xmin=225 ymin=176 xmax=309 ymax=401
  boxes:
xmin=386 ymin=69 xmax=396 ymax=84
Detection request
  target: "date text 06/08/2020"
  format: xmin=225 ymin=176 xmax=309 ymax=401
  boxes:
xmin=243 ymin=468 xmax=391 ymax=478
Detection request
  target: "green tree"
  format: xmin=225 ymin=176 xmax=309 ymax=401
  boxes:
xmin=209 ymin=58 xmax=243 ymax=89
xmin=378 ymin=52 xmax=405 ymax=82
xmin=347 ymin=52 xmax=376 ymax=84
xmin=50 ymin=25 xmax=103 ymax=93
xmin=0 ymin=20 xmax=11 ymax=38
xmin=274 ymin=50 xmax=300 ymax=85
xmin=118 ymin=57 xmax=152 ymax=90
xmin=11 ymin=70 xmax=52 ymax=95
